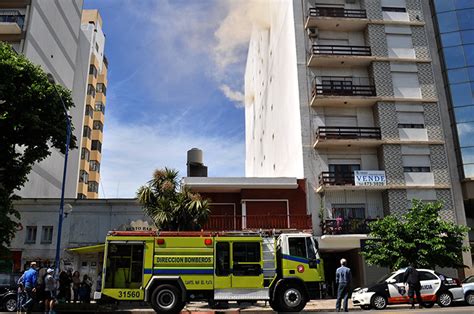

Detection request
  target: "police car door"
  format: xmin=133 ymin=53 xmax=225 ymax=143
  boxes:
xmin=419 ymin=271 xmax=439 ymax=301
xmin=386 ymin=273 xmax=408 ymax=303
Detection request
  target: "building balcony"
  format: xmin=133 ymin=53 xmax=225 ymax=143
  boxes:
xmin=317 ymin=171 xmax=387 ymax=193
xmin=308 ymin=44 xmax=374 ymax=67
xmin=204 ymin=214 xmax=312 ymax=231
xmin=310 ymin=76 xmax=379 ymax=107
xmin=319 ymin=171 xmax=355 ymax=186
xmin=0 ymin=10 xmax=24 ymax=34
xmin=314 ymin=126 xmax=382 ymax=148
xmin=306 ymin=7 xmax=369 ymax=31
xmin=321 ymin=218 xmax=377 ymax=235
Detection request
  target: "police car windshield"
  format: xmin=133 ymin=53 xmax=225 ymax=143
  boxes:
xmin=377 ymin=273 xmax=393 ymax=283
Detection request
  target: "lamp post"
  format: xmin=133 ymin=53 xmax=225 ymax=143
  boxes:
xmin=47 ymin=73 xmax=71 ymax=275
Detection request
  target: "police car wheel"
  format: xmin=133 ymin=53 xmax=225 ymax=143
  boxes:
xmin=151 ymin=284 xmax=184 ymax=313
xmin=278 ymin=285 xmax=307 ymax=312
xmin=465 ymin=291 xmax=474 ymax=306
xmin=371 ymin=294 xmax=387 ymax=310
xmin=437 ymin=292 xmax=453 ymax=307
xmin=422 ymin=302 xmax=434 ymax=308
xmin=4 ymin=296 xmax=17 ymax=312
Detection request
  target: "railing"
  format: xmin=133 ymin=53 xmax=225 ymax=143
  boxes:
xmin=317 ymin=127 xmax=381 ymax=140
xmin=309 ymin=7 xmax=367 ymax=19
xmin=0 ymin=10 xmax=25 ymax=29
xmin=312 ymin=76 xmax=376 ymax=97
xmin=319 ymin=172 xmax=355 ymax=186
xmin=204 ymin=215 xmax=312 ymax=231
xmin=311 ymin=44 xmax=371 ymax=56
xmin=322 ymin=218 xmax=377 ymax=235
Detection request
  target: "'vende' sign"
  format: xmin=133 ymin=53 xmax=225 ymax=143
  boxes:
xmin=354 ymin=170 xmax=386 ymax=186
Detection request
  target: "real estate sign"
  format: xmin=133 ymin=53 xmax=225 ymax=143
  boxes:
xmin=354 ymin=170 xmax=386 ymax=186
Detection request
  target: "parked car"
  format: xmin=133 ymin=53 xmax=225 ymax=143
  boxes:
xmin=462 ymin=275 xmax=474 ymax=305
xmin=0 ymin=273 xmax=20 ymax=312
xmin=352 ymin=268 xmax=464 ymax=310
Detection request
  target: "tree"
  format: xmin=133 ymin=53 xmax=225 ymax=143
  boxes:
xmin=137 ymin=168 xmax=210 ymax=231
xmin=0 ymin=42 xmax=77 ymax=252
xmin=361 ymin=200 xmax=470 ymax=270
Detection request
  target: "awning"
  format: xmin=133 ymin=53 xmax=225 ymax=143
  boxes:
xmin=67 ymin=244 xmax=105 ymax=254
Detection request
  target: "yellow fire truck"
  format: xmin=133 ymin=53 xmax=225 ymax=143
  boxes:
xmin=98 ymin=230 xmax=324 ymax=313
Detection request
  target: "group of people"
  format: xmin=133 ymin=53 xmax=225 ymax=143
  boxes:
xmin=17 ymin=261 xmax=97 ymax=313
xmin=335 ymin=259 xmax=423 ymax=312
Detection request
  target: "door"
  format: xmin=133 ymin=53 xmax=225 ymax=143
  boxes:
xmin=419 ymin=271 xmax=439 ymax=301
xmin=231 ymin=241 xmax=263 ymax=288
xmin=214 ymin=241 xmax=231 ymax=289
xmin=387 ymin=273 xmax=409 ymax=303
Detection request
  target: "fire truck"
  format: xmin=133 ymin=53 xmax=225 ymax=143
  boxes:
xmin=98 ymin=230 xmax=324 ymax=313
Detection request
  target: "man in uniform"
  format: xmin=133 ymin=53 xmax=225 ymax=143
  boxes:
xmin=403 ymin=264 xmax=423 ymax=309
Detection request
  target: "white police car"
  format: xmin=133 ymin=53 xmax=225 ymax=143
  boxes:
xmin=352 ymin=269 xmax=464 ymax=310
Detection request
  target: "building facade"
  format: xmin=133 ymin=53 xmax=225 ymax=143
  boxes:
xmin=244 ymin=0 xmax=471 ymax=281
xmin=1 ymin=0 xmax=84 ymax=198
xmin=75 ymin=10 xmax=108 ymax=199
xmin=429 ymin=0 xmax=474 ymax=265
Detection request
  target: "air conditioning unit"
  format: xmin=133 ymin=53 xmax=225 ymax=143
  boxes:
xmin=346 ymin=0 xmax=356 ymax=3
xmin=307 ymin=27 xmax=318 ymax=39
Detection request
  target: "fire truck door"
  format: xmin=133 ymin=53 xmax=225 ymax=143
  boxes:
xmin=230 ymin=241 xmax=263 ymax=288
xmin=214 ymin=241 xmax=231 ymax=289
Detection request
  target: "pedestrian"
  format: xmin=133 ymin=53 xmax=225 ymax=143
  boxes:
xmin=66 ymin=269 xmax=73 ymax=302
xmin=58 ymin=271 xmax=71 ymax=302
xmin=79 ymin=274 xmax=92 ymax=303
xmin=22 ymin=261 xmax=39 ymax=311
xmin=335 ymin=258 xmax=351 ymax=312
xmin=44 ymin=268 xmax=57 ymax=314
xmin=72 ymin=271 xmax=81 ymax=303
xmin=403 ymin=263 xmax=423 ymax=309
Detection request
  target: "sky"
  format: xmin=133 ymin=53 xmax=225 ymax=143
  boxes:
xmin=82 ymin=0 xmax=260 ymax=198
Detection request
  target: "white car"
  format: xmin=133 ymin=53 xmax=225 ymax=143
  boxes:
xmin=462 ymin=275 xmax=474 ymax=305
xmin=352 ymin=268 xmax=464 ymax=310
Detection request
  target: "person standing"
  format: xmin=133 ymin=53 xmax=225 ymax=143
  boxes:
xmin=44 ymin=268 xmax=57 ymax=314
xmin=72 ymin=271 xmax=81 ymax=303
xmin=22 ymin=262 xmax=38 ymax=311
xmin=403 ymin=264 xmax=423 ymax=309
xmin=335 ymin=258 xmax=351 ymax=312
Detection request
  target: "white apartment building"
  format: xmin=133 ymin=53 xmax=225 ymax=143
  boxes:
xmin=244 ymin=0 xmax=471 ymax=286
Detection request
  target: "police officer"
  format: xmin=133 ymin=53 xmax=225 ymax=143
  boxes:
xmin=403 ymin=263 xmax=423 ymax=309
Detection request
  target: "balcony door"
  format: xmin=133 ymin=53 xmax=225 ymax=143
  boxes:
xmin=321 ymin=77 xmax=353 ymax=95
xmin=328 ymin=164 xmax=360 ymax=185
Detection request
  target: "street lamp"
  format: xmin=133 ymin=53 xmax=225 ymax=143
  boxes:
xmin=47 ymin=73 xmax=71 ymax=275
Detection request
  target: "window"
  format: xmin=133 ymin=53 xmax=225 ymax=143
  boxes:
xmin=289 ymin=237 xmax=307 ymax=259
xmin=96 ymin=83 xmax=107 ymax=96
xmin=79 ymin=170 xmax=89 ymax=183
xmin=88 ymin=181 xmax=99 ymax=193
xmin=215 ymin=242 xmax=230 ymax=276
xmin=89 ymin=160 xmax=100 ymax=172
xmin=95 ymin=102 xmax=105 ymax=114
xmin=232 ymin=242 xmax=261 ymax=276
xmin=87 ymin=84 xmax=96 ymax=97
xmin=89 ymin=64 xmax=97 ymax=78
xmin=382 ymin=7 xmax=406 ymax=12
xmin=25 ymin=226 xmax=37 ymax=244
xmin=403 ymin=166 xmax=431 ymax=172
xmin=332 ymin=206 xmax=366 ymax=219
xmin=83 ymin=126 xmax=91 ymax=139
xmin=93 ymin=121 xmax=103 ymax=131
xmin=419 ymin=271 xmax=437 ymax=281
xmin=91 ymin=140 xmax=102 ymax=152
xmin=393 ymin=273 xmax=404 ymax=283
xmin=85 ymin=105 xmax=93 ymax=118
xmin=77 ymin=193 xmax=87 ymax=199
xmin=81 ymin=148 xmax=90 ymax=161
xmin=398 ymin=123 xmax=424 ymax=128
xmin=41 ymin=226 xmax=53 ymax=244
xmin=306 ymin=237 xmax=316 ymax=260
xmin=95 ymin=42 xmax=99 ymax=52
xmin=387 ymin=34 xmax=415 ymax=59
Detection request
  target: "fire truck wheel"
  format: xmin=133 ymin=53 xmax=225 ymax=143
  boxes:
xmin=269 ymin=297 xmax=281 ymax=312
xmin=277 ymin=284 xmax=307 ymax=312
xmin=151 ymin=284 xmax=185 ymax=314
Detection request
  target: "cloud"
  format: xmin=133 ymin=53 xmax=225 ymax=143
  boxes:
xmin=219 ymin=84 xmax=244 ymax=106
xmin=99 ymin=110 xmax=245 ymax=198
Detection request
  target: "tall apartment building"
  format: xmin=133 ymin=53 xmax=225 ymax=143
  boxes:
xmin=429 ymin=0 xmax=474 ymax=267
xmin=0 ymin=0 xmax=84 ymax=198
xmin=244 ymin=0 xmax=472 ymax=284
xmin=74 ymin=10 xmax=108 ymax=199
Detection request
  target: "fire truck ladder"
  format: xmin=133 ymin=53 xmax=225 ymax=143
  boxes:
xmin=262 ymin=236 xmax=276 ymax=283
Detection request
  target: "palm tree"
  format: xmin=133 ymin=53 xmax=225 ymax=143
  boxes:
xmin=137 ymin=168 xmax=210 ymax=231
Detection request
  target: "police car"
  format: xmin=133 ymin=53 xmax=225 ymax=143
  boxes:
xmin=352 ymin=269 xmax=464 ymax=310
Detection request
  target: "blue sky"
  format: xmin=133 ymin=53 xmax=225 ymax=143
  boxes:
xmin=83 ymin=0 xmax=256 ymax=198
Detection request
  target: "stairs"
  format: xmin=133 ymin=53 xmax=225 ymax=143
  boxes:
xmin=262 ymin=237 xmax=276 ymax=280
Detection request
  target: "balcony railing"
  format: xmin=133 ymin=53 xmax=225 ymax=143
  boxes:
xmin=319 ymin=172 xmax=355 ymax=186
xmin=312 ymin=44 xmax=371 ymax=56
xmin=312 ymin=76 xmax=376 ymax=97
xmin=322 ymin=218 xmax=377 ymax=235
xmin=0 ymin=10 xmax=25 ymax=29
xmin=309 ymin=7 xmax=367 ymax=19
xmin=317 ymin=127 xmax=381 ymax=140
xmin=204 ymin=215 xmax=312 ymax=231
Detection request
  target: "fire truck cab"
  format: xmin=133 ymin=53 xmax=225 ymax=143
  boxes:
xmin=99 ymin=230 xmax=324 ymax=313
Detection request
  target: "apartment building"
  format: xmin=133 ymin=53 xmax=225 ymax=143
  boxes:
xmin=74 ymin=10 xmax=108 ymax=199
xmin=429 ymin=0 xmax=474 ymax=268
xmin=244 ymin=0 xmax=472 ymax=285
xmin=0 ymin=0 xmax=84 ymax=198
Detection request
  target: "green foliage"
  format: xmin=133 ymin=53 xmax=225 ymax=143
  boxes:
xmin=137 ymin=168 xmax=210 ymax=231
xmin=0 ymin=42 xmax=77 ymax=251
xmin=361 ymin=200 xmax=470 ymax=270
